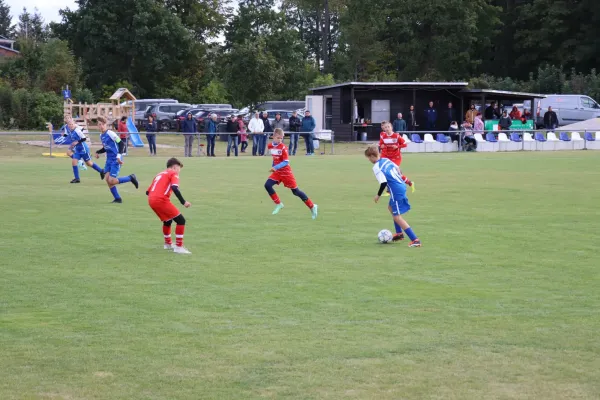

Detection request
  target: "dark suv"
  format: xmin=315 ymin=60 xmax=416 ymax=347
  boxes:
xmin=145 ymin=103 xmax=191 ymax=131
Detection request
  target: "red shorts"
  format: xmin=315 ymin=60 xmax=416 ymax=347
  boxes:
xmin=149 ymin=200 xmax=180 ymax=222
xmin=388 ymin=157 xmax=402 ymax=166
xmin=268 ymin=171 xmax=298 ymax=189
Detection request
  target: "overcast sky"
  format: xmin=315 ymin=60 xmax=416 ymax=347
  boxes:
xmin=6 ymin=0 xmax=77 ymax=24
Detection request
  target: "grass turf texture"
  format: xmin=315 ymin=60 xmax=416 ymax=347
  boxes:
xmin=1 ymin=144 xmax=600 ymax=399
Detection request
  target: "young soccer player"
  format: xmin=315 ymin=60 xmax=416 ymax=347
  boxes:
xmin=54 ymin=117 xmax=105 ymax=183
xmin=265 ymin=128 xmax=318 ymax=219
xmin=94 ymin=116 xmax=139 ymax=203
xmin=365 ymin=144 xmax=421 ymax=247
xmin=146 ymin=158 xmax=192 ymax=254
xmin=378 ymin=121 xmax=415 ymax=193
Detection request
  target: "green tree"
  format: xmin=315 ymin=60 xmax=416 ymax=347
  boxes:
xmin=52 ymin=0 xmax=196 ymax=97
xmin=163 ymin=0 xmax=228 ymax=41
xmin=0 ymin=0 xmax=15 ymax=38
xmin=17 ymin=7 xmax=47 ymax=42
xmin=197 ymin=79 xmax=229 ymax=104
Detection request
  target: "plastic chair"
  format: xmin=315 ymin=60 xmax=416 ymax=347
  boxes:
xmin=486 ymin=133 xmax=498 ymax=142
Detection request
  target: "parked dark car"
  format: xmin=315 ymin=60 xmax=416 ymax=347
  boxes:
xmin=145 ymin=103 xmax=191 ymax=131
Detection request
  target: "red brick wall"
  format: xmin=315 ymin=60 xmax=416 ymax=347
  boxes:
xmin=0 ymin=47 xmax=20 ymax=58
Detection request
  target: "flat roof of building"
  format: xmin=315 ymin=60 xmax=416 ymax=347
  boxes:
xmin=310 ymin=81 xmax=469 ymax=91
xmin=460 ymin=89 xmax=546 ymax=99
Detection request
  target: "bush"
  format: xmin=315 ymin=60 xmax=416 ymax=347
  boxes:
xmin=9 ymin=89 xmax=63 ymax=130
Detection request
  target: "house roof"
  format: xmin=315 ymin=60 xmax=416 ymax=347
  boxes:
xmin=310 ymin=81 xmax=470 ymax=91
xmin=0 ymin=44 xmax=19 ymax=54
xmin=460 ymin=89 xmax=546 ymax=99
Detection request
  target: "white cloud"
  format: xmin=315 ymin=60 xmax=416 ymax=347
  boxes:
xmin=6 ymin=0 xmax=77 ymax=24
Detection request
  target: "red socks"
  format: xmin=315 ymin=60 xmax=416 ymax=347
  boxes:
xmin=270 ymin=193 xmax=281 ymax=204
xmin=304 ymin=198 xmax=314 ymax=209
xmin=163 ymin=225 xmax=172 ymax=245
xmin=175 ymin=225 xmax=185 ymax=247
xmin=401 ymin=175 xmax=413 ymax=186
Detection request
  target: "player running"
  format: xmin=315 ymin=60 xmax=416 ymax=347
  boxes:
xmin=378 ymin=121 xmax=415 ymax=195
xmin=146 ymin=158 xmax=192 ymax=254
xmin=52 ymin=117 xmax=105 ymax=183
xmin=265 ymin=128 xmax=318 ymax=219
xmin=94 ymin=116 xmax=139 ymax=203
xmin=365 ymin=144 xmax=421 ymax=247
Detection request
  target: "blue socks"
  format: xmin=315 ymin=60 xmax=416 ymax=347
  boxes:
xmin=394 ymin=221 xmax=403 ymax=234
xmin=92 ymin=163 xmax=103 ymax=173
xmin=405 ymin=227 xmax=418 ymax=241
xmin=118 ymin=176 xmax=131 ymax=184
xmin=110 ymin=186 xmax=120 ymax=200
xmin=72 ymin=165 xmax=80 ymax=180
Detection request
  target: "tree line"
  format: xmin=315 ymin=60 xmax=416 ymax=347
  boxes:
xmin=0 ymin=0 xmax=599 ymax=129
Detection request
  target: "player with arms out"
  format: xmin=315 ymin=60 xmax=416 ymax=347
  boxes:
xmin=147 ymin=158 xmax=192 ymax=254
xmin=52 ymin=117 xmax=105 ymax=183
xmin=365 ymin=144 xmax=421 ymax=247
xmin=94 ymin=116 xmax=139 ymax=203
xmin=265 ymin=128 xmax=318 ymax=219
xmin=379 ymin=121 xmax=414 ymax=194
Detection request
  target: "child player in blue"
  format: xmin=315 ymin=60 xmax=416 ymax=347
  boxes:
xmin=94 ymin=116 xmax=139 ymax=203
xmin=59 ymin=117 xmax=105 ymax=183
xmin=365 ymin=144 xmax=421 ymax=247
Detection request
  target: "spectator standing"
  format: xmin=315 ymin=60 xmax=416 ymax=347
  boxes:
xmin=485 ymin=101 xmax=501 ymax=120
xmin=260 ymin=112 xmax=272 ymax=156
xmin=446 ymin=102 xmax=457 ymax=129
xmin=301 ymin=110 xmax=316 ymax=155
xmin=288 ymin=110 xmax=301 ymax=155
xmin=145 ymin=115 xmax=158 ymax=156
xmin=425 ymin=101 xmax=437 ymax=131
xmin=465 ymin=104 xmax=477 ymax=125
xmin=248 ymin=112 xmax=264 ymax=156
xmin=509 ymin=106 xmax=521 ymax=120
xmin=407 ymin=105 xmax=418 ymax=131
xmin=499 ymin=110 xmax=512 ymax=131
xmin=117 ymin=116 xmax=129 ymax=155
xmin=392 ymin=113 xmax=407 ymax=133
xmin=226 ymin=115 xmax=239 ymax=157
xmin=206 ymin=113 xmax=218 ymax=157
xmin=238 ymin=115 xmax=248 ymax=153
xmin=473 ymin=113 xmax=484 ymax=133
xmin=543 ymin=106 xmax=558 ymax=130
xmin=522 ymin=108 xmax=532 ymax=119
xmin=181 ymin=112 xmax=197 ymax=157
xmin=272 ymin=112 xmax=286 ymax=131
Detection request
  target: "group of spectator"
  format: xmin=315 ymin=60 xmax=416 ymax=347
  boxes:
xmin=131 ymin=109 xmax=317 ymax=158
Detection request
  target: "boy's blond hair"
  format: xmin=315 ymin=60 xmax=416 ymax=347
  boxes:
xmin=364 ymin=144 xmax=380 ymax=158
xmin=273 ymin=128 xmax=284 ymax=136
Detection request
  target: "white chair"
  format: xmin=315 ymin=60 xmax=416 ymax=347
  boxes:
xmin=548 ymin=131 xmax=570 ymax=150
xmin=423 ymin=133 xmax=442 ymax=152
xmin=571 ymin=132 xmax=585 ymax=150
xmin=474 ymin=133 xmax=496 ymax=152
xmin=498 ymin=132 xmax=520 ymax=151
xmin=522 ymin=132 xmax=535 ymax=151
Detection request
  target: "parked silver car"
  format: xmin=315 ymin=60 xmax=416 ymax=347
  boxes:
xmin=145 ymin=103 xmax=192 ymax=131
xmin=535 ymin=94 xmax=600 ymax=127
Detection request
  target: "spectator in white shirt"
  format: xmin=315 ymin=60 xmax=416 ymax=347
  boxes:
xmin=248 ymin=111 xmax=264 ymax=157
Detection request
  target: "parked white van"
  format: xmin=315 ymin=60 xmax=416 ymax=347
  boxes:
xmin=535 ymin=94 xmax=600 ymax=127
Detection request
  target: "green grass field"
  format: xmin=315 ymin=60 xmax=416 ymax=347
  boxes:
xmin=1 ymin=140 xmax=600 ymax=399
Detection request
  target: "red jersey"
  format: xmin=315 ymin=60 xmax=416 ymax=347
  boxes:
xmin=268 ymin=142 xmax=291 ymax=173
xmin=147 ymin=169 xmax=180 ymax=202
xmin=379 ymin=132 xmax=407 ymax=160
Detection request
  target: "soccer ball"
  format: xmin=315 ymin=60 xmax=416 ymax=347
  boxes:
xmin=378 ymin=229 xmax=393 ymax=244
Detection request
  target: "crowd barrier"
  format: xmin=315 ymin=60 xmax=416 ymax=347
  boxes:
xmin=0 ymin=130 xmax=336 ymax=157
xmin=395 ymin=130 xmax=600 ymax=153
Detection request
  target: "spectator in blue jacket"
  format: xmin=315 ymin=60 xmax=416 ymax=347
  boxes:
xmin=206 ymin=113 xmax=218 ymax=157
xmin=181 ymin=112 xmax=197 ymax=157
xmin=425 ymin=101 xmax=438 ymax=131
xmin=301 ymin=110 xmax=316 ymax=155
xmin=392 ymin=113 xmax=407 ymax=133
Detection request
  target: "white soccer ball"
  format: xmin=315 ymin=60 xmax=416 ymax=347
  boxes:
xmin=378 ymin=229 xmax=393 ymax=244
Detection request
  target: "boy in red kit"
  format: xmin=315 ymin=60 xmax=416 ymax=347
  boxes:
xmin=146 ymin=158 xmax=192 ymax=254
xmin=378 ymin=121 xmax=415 ymax=193
xmin=265 ymin=128 xmax=318 ymax=219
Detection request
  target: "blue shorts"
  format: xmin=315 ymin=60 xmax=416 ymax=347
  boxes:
xmin=72 ymin=144 xmax=91 ymax=162
xmin=389 ymin=186 xmax=411 ymax=216
xmin=104 ymin=159 xmax=121 ymax=178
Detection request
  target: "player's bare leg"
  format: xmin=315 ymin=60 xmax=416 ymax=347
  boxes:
xmin=389 ymin=208 xmax=420 ymax=247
